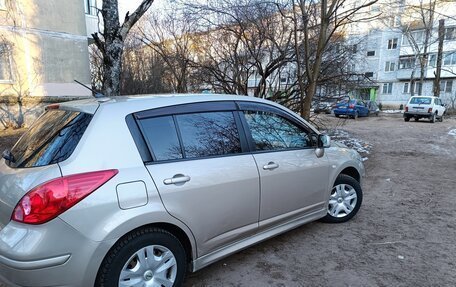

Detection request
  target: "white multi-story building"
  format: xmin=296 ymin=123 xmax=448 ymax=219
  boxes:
xmin=348 ymin=0 xmax=456 ymax=107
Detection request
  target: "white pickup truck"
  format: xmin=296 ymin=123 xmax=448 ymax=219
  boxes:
xmin=404 ymin=96 xmax=446 ymax=123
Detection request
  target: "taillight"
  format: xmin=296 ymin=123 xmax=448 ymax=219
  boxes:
xmin=428 ymin=108 xmax=432 ymax=113
xmin=12 ymin=169 xmax=118 ymax=224
xmin=349 ymin=104 xmax=355 ymax=109
xmin=405 ymin=106 xmax=408 ymax=112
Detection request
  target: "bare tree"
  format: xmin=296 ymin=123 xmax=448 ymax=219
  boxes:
xmin=137 ymin=10 xmax=197 ymax=93
xmin=288 ymin=0 xmax=377 ymax=119
xmin=92 ymin=0 xmax=155 ymax=97
xmin=401 ymin=0 xmax=437 ymax=96
xmin=121 ymin=36 xmax=169 ymax=95
xmin=185 ymin=0 xmax=294 ymax=98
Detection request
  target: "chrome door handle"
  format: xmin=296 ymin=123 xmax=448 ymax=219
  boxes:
xmin=163 ymin=175 xmax=191 ymax=185
xmin=263 ymin=162 xmax=279 ymax=170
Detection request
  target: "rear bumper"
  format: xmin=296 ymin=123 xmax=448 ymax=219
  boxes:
xmin=403 ymin=112 xmax=432 ymax=118
xmin=333 ymin=108 xmax=356 ymax=116
xmin=0 ymin=219 xmax=114 ymax=287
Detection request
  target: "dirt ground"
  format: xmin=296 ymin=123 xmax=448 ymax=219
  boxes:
xmin=185 ymin=114 xmax=456 ymax=287
xmin=0 ymin=114 xmax=455 ymax=287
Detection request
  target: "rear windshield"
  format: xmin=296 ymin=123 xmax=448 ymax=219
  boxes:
xmin=7 ymin=110 xmax=92 ymax=168
xmin=410 ymin=97 xmax=432 ymax=105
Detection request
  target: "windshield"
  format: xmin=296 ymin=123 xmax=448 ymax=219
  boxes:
xmin=7 ymin=110 xmax=92 ymax=168
xmin=410 ymin=97 xmax=432 ymax=105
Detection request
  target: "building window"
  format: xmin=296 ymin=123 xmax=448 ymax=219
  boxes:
xmin=443 ymin=52 xmax=456 ymax=66
xmin=402 ymin=30 xmax=424 ymax=46
xmin=399 ymin=57 xmax=414 ymax=69
xmin=382 ymin=83 xmax=393 ymax=94
xmin=84 ymin=0 xmax=97 ymax=16
xmin=0 ymin=0 xmax=6 ymax=10
xmin=440 ymin=80 xmax=453 ymax=93
xmin=387 ymin=38 xmax=398 ymax=49
xmin=367 ymin=51 xmax=375 ymax=56
xmin=403 ymin=82 xmax=410 ymax=93
xmin=385 ymin=61 xmax=395 ymax=72
xmin=445 ymin=27 xmax=455 ymax=41
xmin=0 ymin=44 xmax=13 ymax=82
xmin=412 ymin=82 xmax=422 ymax=95
xmin=429 ymin=54 xmax=437 ymax=67
xmin=370 ymin=5 xmax=380 ymax=12
xmin=365 ymin=72 xmax=374 ymax=78
xmin=351 ymin=44 xmax=358 ymax=53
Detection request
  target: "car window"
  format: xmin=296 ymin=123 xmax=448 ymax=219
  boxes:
xmin=176 ymin=112 xmax=242 ymax=159
xmin=243 ymin=111 xmax=311 ymax=151
xmin=8 ymin=110 xmax=92 ymax=168
xmin=139 ymin=116 xmax=183 ymax=161
xmin=410 ymin=97 xmax=431 ymax=105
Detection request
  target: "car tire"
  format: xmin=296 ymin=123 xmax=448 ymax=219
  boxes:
xmin=430 ymin=113 xmax=436 ymax=123
xmin=404 ymin=117 xmax=410 ymax=122
xmin=414 ymin=117 xmax=419 ymax=122
xmin=440 ymin=114 xmax=444 ymax=122
xmin=335 ymin=114 xmax=340 ymax=118
xmin=354 ymin=111 xmax=359 ymax=119
xmin=320 ymin=174 xmax=363 ymax=223
xmin=95 ymin=227 xmax=187 ymax=287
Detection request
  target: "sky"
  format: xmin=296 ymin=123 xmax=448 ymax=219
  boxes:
xmin=118 ymin=0 xmax=166 ymax=19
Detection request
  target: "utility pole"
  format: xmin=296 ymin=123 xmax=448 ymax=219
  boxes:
xmin=433 ymin=19 xmax=445 ymax=97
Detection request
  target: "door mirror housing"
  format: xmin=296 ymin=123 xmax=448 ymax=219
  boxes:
xmin=317 ymin=134 xmax=331 ymax=148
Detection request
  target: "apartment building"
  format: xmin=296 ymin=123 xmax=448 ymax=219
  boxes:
xmin=0 ymin=0 xmax=95 ymax=98
xmin=348 ymin=0 xmax=456 ymax=107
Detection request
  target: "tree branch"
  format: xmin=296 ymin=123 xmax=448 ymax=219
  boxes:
xmin=120 ymin=0 xmax=155 ymax=39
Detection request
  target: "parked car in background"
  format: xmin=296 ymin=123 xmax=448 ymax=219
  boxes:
xmin=0 ymin=94 xmax=365 ymax=287
xmin=366 ymin=101 xmax=380 ymax=116
xmin=333 ymin=99 xmax=370 ymax=119
xmin=404 ymin=96 xmax=446 ymax=123
xmin=314 ymin=102 xmax=332 ymax=114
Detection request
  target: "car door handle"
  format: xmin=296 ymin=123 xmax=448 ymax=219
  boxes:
xmin=263 ymin=162 xmax=279 ymax=170
xmin=163 ymin=175 xmax=191 ymax=185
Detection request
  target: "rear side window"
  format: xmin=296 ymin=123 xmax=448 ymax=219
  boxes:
xmin=8 ymin=110 xmax=92 ymax=168
xmin=139 ymin=116 xmax=183 ymax=161
xmin=139 ymin=111 xmax=242 ymax=162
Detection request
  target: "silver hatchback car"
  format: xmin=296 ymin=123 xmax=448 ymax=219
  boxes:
xmin=0 ymin=95 xmax=364 ymax=287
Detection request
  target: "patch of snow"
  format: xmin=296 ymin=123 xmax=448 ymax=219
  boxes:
xmin=326 ymin=129 xmax=373 ymax=159
xmin=448 ymin=129 xmax=456 ymax=137
xmin=382 ymin=110 xmax=404 ymax=114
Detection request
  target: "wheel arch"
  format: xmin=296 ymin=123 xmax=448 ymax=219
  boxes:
xmin=339 ymin=166 xmax=360 ymax=183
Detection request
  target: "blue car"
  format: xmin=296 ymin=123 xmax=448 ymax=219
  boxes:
xmin=333 ymin=99 xmax=370 ymax=119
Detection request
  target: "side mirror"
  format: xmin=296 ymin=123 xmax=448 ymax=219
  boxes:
xmin=317 ymin=134 xmax=331 ymax=148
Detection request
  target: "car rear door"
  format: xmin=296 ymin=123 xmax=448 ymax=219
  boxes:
xmin=237 ymin=102 xmax=330 ymax=230
xmin=135 ymin=102 xmax=260 ymax=256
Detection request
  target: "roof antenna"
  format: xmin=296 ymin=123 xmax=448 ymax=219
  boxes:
xmin=74 ymin=79 xmax=105 ymax=99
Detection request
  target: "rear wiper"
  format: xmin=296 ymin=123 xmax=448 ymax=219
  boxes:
xmin=2 ymin=149 xmax=15 ymax=163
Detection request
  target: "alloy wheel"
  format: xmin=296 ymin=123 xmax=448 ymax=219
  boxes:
xmin=119 ymin=245 xmax=178 ymax=287
xmin=328 ymin=184 xmax=358 ymax=218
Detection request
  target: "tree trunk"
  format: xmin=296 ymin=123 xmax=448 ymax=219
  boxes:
xmin=433 ymin=19 xmax=445 ymax=97
xmin=93 ymin=0 xmax=154 ymax=97
xmin=100 ymin=0 xmax=122 ymax=97
xmin=102 ymin=38 xmax=124 ymax=97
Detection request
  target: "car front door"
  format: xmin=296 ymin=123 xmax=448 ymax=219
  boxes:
xmin=136 ymin=103 xmax=260 ymax=256
xmin=238 ymin=102 xmax=330 ymax=229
